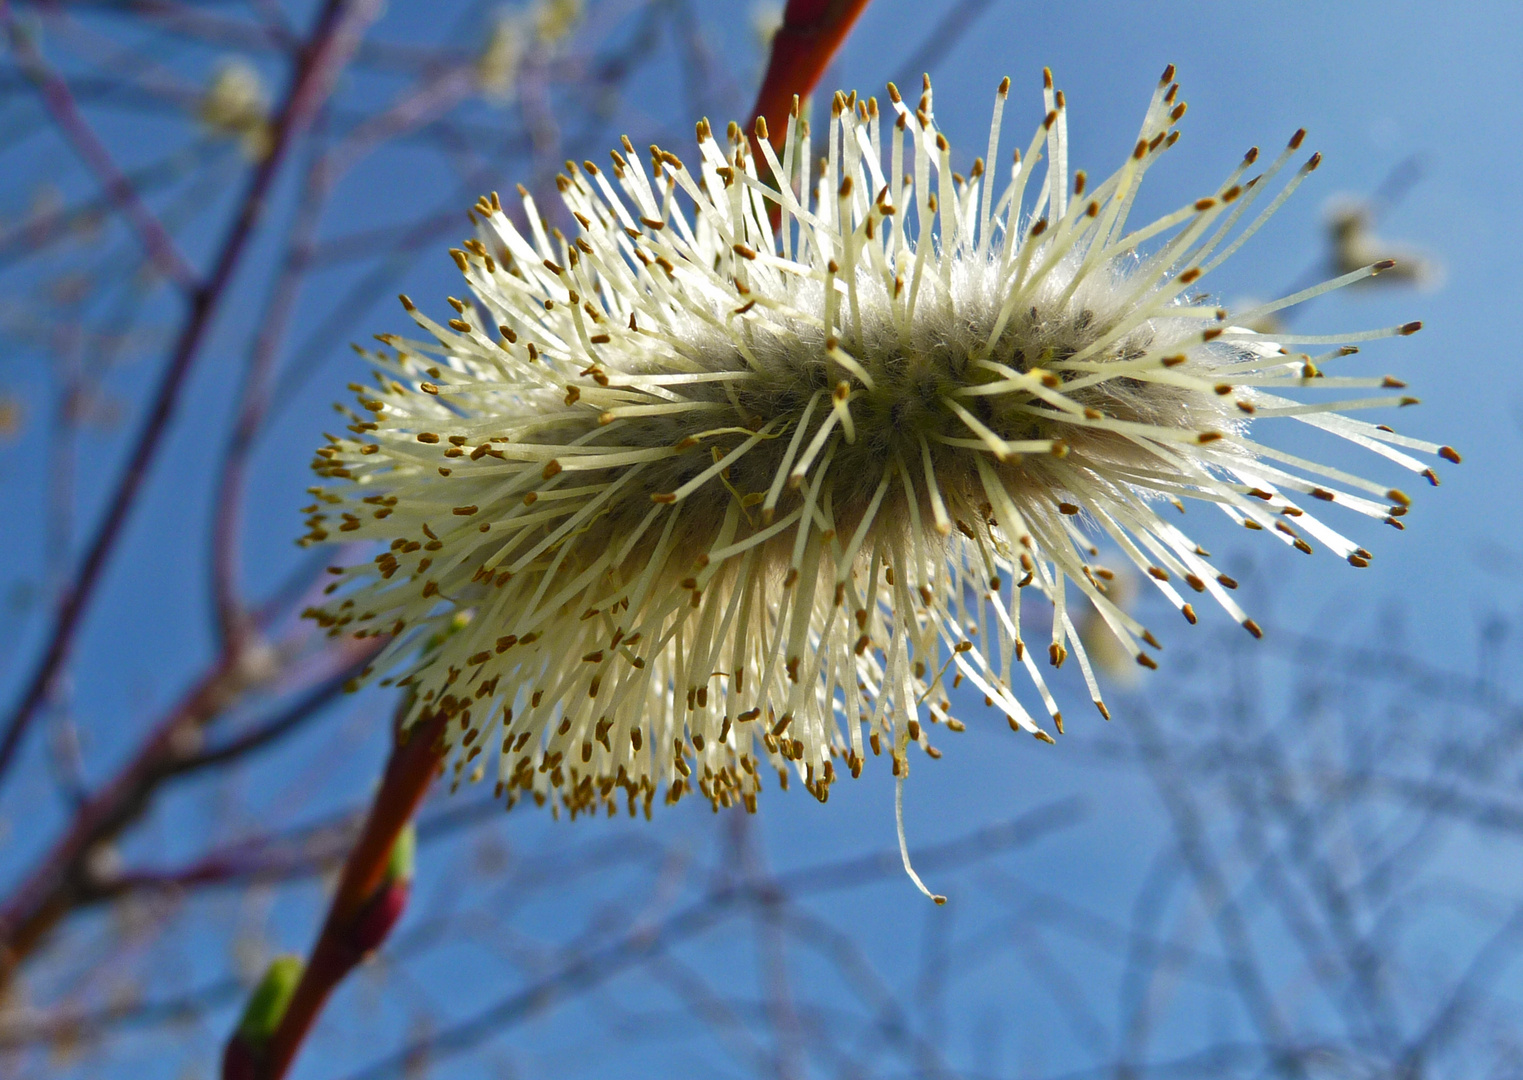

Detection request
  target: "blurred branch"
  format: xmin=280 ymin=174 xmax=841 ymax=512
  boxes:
xmin=891 ymin=0 xmax=996 ymax=92
xmin=0 ymin=7 xmax=197 ymax=288
xmin=0 ymin=633 xmax=381 ymax=981
xmin=90 ymin=784 xmax=512 ymax=906
xmin=0 ymin=0 xmax=382 ymax=793
xmin=339 ymin=799 xmax=1078 ymax=1080
xmin=1397 ymin=896 xmax=1523 ymax=1075
xmin=0 ymin=976 xmax=244 ymax=1049
xmin=45 ymin=0 xmax=460 ymax=74
xmin=95 ymin=811 xmax=362 ymax=902
xmin=0 ymin=142 xmax=224 ymax=267
xmin=1128 ymin=706 xmax=1300 ymax=1074
xmin=0 ymin=649 xmax=275 ymax=980
xmin=166 ymin=645 xmax=376 ymax=774
xmin=212 ymin=61 xmax=479 ymax=645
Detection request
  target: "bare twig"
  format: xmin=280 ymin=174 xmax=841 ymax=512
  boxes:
xmin=0 ymin=632 xmax=382 ymax=978
xmin=212 ymin=63 xmax=478 ymax=644
xmin=0 ymin=0 xmax=382 ymax=790
xmin=890 ymin=0 xmax=998 ymax=92
xmin=1 ymin=1 xmax=198 ymax=289
xmin=339 ymin=800 xmax=1078 ymax=1080
xmin=1127 ymin=706 xmax=1301 ymax=1075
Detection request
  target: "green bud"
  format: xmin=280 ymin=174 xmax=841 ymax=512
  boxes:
xmin=385 ymin=823 xmax=416 ymax=885
xmin=236 ymin=955 xmax=303 ymax=1045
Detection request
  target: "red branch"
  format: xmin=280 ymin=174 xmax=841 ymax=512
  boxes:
xmin=252 ymin=711 xmax=446 ymax=1080
xmin=0 ymin=0 xmax=383 ymax=789
xmin=749 ymin=0 xmax=872 ymax=150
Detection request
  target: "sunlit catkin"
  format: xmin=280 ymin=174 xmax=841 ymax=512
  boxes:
xmin=303 ymin=68 xmax=1455 ymax=863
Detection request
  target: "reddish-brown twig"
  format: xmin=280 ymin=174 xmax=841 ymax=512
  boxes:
xmin=748 ymin=0 xmax=873 ymax=235
xmin=249 ymin=709 xmax=446 ymax=1080
xmin=749 ymin=0 xmax=872 ymax=152
xmin=0 ymin=0 xmax=383 ymax=790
